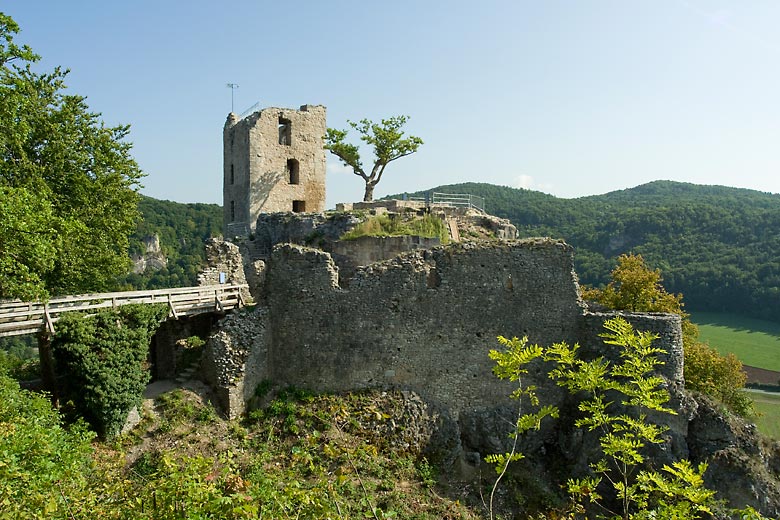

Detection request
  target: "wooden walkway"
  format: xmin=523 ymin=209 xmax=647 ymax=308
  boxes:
xmin=0 ymin=284 xmax=249 ymax=338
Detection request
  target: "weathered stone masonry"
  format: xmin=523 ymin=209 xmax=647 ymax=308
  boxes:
xmin=204 ymin=238 xmax=684 ymax=423
xmin=265 ymin=240 xmax=587 ymax=416
xmin=223 ymin=105 xmax=327 ymax=238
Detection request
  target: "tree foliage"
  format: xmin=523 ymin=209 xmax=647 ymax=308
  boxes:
xmin=325 ymin=115 xmax=423 ymax=202
xmin=582 ymin=253 xmax=684 ymax=315
xmin=585 ymin=254 xmax=753 ymax=417
xmin=0 ymin=12 xmax=143 ymax=300
xmin=52 ymin=304 xmax=168 ymax=438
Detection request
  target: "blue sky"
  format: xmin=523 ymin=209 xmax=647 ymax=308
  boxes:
xmin=7 ymin=1 xmax=780 ymax=207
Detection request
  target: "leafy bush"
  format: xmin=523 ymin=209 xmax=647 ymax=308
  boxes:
xmin=53 ymin=304 xmax=168 ymax=438
xmin=0 ymin=375 xmax=95 ymax=517
xmin=488 ymin=318 xmax=717 ymax=519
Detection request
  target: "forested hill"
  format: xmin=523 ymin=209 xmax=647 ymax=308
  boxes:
xmin=120 ymin=196 xmax=222 ymax=289
xmin=392 ymin=181 xmax=780 ymax=322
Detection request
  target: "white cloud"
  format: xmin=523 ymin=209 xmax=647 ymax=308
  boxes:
xmin=512 ymin=174 xmax=535 ymax=190
xmin=511 ymin=174 xmax=555 ymax=194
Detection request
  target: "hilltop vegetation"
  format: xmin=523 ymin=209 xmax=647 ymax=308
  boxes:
xmin=394 ymin=181 xmax=780 ymax=322
xmin=121 ymin=196 xmax=222 ymax=289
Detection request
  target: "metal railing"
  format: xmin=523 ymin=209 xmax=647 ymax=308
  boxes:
xmin=237 ymin=102 xmax=262 ymax=120
xmin=405 ymin=192 xmax=485 ymax=213
xmin=0 ymin=284 xmax=249 ymax=337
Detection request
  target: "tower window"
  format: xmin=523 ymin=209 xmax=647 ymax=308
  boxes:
xmin=230 ymin=200 xmax=235 ymax=221
xmin=287 ymin=159 xmax=300 ymax=184
xmin=292 ymin=200 xmax=306 ymax=213
xmin=230 ymin=164 xmax=234 ymax=185
xmin=278 ymin=117 xmax=292 ymax=145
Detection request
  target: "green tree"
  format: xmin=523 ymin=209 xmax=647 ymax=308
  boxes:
xmin=582 ymin=253 xmax=684 ymax=316
xmin=584 ymin=254 xmax=753 ymax=417
xmin=0 ymin=12 xmax=143 ymax=300
xmin=325 ymin=115 xmax=423 ymax=202
xmin=0 ymin=186 xmax=58 ymax=300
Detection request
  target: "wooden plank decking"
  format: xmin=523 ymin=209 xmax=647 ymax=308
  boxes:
xmin=0 ymin=284 xmax=249 ymax=337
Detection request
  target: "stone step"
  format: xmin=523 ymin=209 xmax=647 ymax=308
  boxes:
xmin=174 ymin=365 xmax=198 ymax=384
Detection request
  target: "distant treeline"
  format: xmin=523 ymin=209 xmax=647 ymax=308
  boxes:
xmin=392 ymin=181 xmax=780 ymax=322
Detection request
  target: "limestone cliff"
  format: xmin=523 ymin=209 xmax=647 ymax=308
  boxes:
xmin=130 ymin=234 xmax=167 ymax=274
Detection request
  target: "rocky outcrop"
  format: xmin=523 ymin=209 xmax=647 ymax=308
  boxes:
xmin=130 ymin=234 xmax=167 ymax=274
xmin=451 ymin=208 xmax=517 ymax=240
xmin=688 ymin=394 xmax=780 ymax=517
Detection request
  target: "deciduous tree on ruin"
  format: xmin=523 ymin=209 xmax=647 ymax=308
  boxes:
xmin=324 ymin=115 xmax=423 ymax=202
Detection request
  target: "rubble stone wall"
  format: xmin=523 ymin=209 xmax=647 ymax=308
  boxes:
xmin=266 ymin=240 xmax=585 ymax=416
xmin=204 ymin=238 xmax=684 ymax=422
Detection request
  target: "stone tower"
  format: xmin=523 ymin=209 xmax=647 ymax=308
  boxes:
xmin=223 ymin=104 xmax=327 ymax=238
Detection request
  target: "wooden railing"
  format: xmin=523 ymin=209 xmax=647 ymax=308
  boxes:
xmin=0 ymin=284 xmax=249 ymax=338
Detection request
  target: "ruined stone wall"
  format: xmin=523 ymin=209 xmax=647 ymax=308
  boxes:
xmin=265 ymin=240 xmax=587 ymax=417
xmin=330 ymin=235 xmax=441 ymax=281
xmin=197 ymin=238 xmax=252 ymax=302
xmin=201 ymin=309 xmax=269 ymax=419
xmin=223 ymin=105 xmax=326 ymax=237
xmin=204 ymin=238 xmax=684 ymax=421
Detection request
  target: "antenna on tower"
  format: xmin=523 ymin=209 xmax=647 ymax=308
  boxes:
xmin=226 ymin=83 xmax=239 ymax=112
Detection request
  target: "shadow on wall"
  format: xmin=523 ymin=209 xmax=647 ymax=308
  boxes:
xmin=249 ymin=170 xmax=284 ymax=218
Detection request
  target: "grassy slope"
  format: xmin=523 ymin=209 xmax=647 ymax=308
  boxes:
xmin=113 ymin=386 xmax=483 ymax=520
xmin=749 ymin=391 xmax=780 ymax=439
xmin=692 ymin=312 xmax=780 ymax=371
xmin=690 ymin=312 xmax=780 ymax=440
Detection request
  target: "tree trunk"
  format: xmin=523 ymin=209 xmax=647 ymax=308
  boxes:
xmin=363 ymin=183 xmax=375 ymax=202
xmin=37 ymin=332 xmax=59 ymax=407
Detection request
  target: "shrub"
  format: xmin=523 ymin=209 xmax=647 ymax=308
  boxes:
xmin=53 ymin=303 xmax=168 ymax=438
xmin=0 ymin=375 xmax=95 ymax=516
xmin=488 ymin=318 xmax=717 ymax=519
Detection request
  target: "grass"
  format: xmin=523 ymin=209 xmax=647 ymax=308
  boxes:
xmin=116 ymin=387 xmax=483 ymax=519
xmin=691 ymin=312 xmax=780 ymax=371
xmin=748 ymin=390 xmax=780 ymax=439
xmin=341 ymin=213 xmax=449 ymax=243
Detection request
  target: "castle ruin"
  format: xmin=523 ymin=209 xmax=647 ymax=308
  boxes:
xmin=222 ymin=104 xmax=327 ymax=238
xmin=206 ymin=104 xmax=780 ymax=516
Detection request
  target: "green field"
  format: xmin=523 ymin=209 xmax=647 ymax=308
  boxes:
xmin=691 ymin=312 xmax=780 ymax=371
xmin=749 ymin=391 xmax=780 ymax=439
